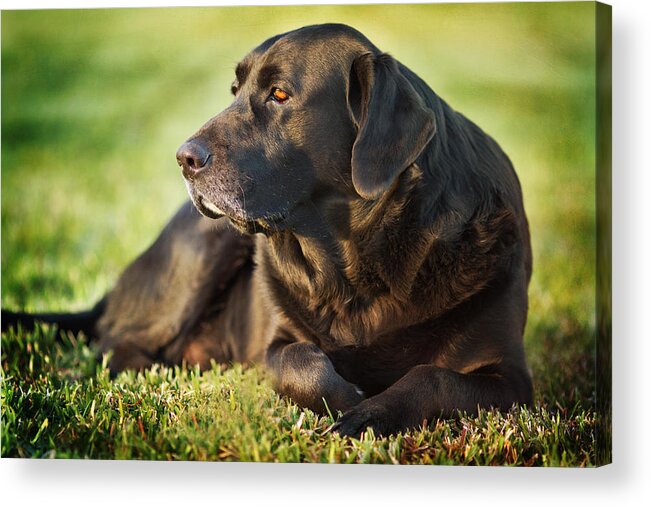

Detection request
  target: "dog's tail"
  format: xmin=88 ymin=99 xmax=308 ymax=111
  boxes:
xmin=1 ymin=298 xmax=105 ymax=339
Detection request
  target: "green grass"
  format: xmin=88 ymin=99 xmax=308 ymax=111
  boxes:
xmin=2 ymin=3 xmax=601 ymax=465
xmin=2 ymin=326 xmax=595 ymax=465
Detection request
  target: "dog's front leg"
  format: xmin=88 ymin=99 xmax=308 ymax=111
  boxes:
xmin=332 ymin=364 xmax=532 ymax=437
xmin=266 ymin=338 xmax=365 ymax=414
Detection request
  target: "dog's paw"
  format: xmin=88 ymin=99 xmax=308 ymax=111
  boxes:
xmin=331 ymin=400 xmax=395 ymax=438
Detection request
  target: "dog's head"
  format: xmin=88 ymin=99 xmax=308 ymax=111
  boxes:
xmin=177 ymin=24 xmax=436 ymax=233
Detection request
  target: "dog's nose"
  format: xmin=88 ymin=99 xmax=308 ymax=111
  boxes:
xmin=176 ymin=141 xmax=211 ymax=180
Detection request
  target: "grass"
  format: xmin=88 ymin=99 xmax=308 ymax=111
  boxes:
xmin=2 ymin=326 xmax=595 ymax=465
xmin=1 ymin=3 xmax=602 ymax=465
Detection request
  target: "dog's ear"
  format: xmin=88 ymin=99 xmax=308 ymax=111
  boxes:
xmin=347 ymin=53 xmax=436 ymax=200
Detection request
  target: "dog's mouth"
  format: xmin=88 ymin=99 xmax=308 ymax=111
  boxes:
xmin=194 ymin=193 xmax=288 ymax=233
xmin=196 ymin=194 xmax=225 ymax=220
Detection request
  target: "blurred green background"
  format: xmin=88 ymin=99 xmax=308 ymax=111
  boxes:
xmin=2 ymin=3 xmax=596 ymax=409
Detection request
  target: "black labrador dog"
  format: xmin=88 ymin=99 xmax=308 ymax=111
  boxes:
xmin=2 ymin=24 xmax=533 ymax=437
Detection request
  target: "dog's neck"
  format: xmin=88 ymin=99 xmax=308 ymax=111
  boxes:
xmin=261 ymin=166 xmax=435 ymax=319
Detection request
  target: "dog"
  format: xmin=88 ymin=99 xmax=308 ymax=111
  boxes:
xmin=2 ymin=23 xmax=533 ymax=437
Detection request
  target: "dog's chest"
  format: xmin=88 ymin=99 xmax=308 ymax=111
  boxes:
xmin=275 ymin=280 xmax=414 ymax=350
xmin=260 ymin=240 xmax=422 ymax=345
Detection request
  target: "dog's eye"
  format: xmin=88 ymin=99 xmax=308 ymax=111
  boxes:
xmin=269 ymin=88 xmax=290 ymax=104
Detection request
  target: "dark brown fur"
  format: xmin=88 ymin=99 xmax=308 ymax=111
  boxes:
xmin=2 ymin=24 xmax=533 ymax=436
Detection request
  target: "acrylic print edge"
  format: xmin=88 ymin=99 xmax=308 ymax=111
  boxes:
xmin=596 ymin=0 xmax=612 ymax=467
